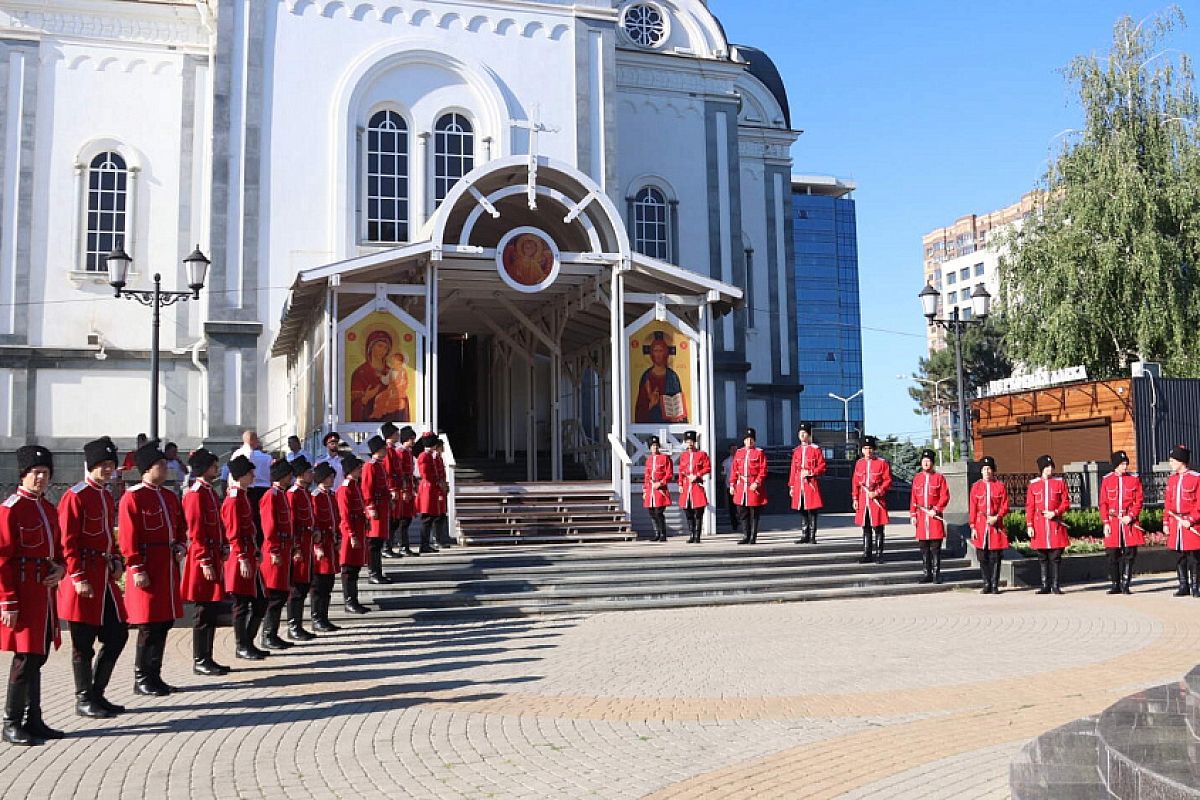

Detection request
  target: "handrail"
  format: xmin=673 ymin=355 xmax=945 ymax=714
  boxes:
xmin=608 ymin=432 xmax=632 ymax=466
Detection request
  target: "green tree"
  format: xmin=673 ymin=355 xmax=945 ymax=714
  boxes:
xmin=908 ymin=321 xmax=1013 ymax=422
xmin=1000 ymin=8 xmax=1200 ymax=377
xmin=878 ymin=436 xmax=923 ymax=482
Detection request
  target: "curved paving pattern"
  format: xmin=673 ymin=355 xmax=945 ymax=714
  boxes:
xmin=0 ymin=576 xmax=1196 ymax=798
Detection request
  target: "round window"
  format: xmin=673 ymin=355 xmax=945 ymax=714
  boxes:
xmin=621 ymin=3 xmax=669 ymax=49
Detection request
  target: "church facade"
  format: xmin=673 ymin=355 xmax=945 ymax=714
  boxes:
xmin=0 ymin=0 xmax=799 ymax=465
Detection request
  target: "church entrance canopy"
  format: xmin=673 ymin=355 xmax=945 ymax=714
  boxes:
xmin=271 ymin=156 xmax=741 ymax=525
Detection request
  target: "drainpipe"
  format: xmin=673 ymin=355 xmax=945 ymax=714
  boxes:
xmin=192 ymin=337 xmax=208 ymax=437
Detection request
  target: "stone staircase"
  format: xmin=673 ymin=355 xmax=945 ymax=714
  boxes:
xmin=329 ymin=517 xmax=984 ymax=621
xmin=454 ymin=481 xmax=635 ymax=546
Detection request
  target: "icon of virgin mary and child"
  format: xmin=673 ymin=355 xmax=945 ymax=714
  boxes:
xmin=634 ymin=330 xmax=689 ymax=423
xmin=350 ymin=328 xmax=411 ymax=422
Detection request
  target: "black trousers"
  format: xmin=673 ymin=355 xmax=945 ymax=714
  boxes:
xmin=68 ymin=590 xmax=128 ymax=678
xmin=979 ymin=547 xmax=1002 ymax=584
xmin=288 ymin=582 xmax=311 ymax=623
xmin=420 ymin=514 xmax=445 ymax=548
xmin=192 ymin=600 xmax=221 ymax=637
xmin=392 ymin=517 xmax=413 ymax=550
xmin=1036 ymin=548 xmax=1064 ymax=586
xmin=1106 ymin=546 xmax=1138 ymax=570
xmin=738 ymin=506 xmax=761 ymax=541
xmin=6 ymin=651 xmax=47 ymax=719
xmin=367 ymin=538 xmax=385 ymax=576
xmin=232 ymin=580 xmax=268 ymax=645
xmin=134 ymin=621 xmax=173 ymax=680
xmin=798 ymin=508 xmax=819 ymax=532
xmin=683 ymin=507 xmax=703 ymax=537
xmin=310 ymin=573 xmax=335 ymax=603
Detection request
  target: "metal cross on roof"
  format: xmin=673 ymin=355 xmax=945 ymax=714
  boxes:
xmin=510 ymin=104 xmax=560 ymax=211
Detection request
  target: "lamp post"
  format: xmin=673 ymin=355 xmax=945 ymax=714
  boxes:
xmin=107 ymin=245 xmax=210 ymax=442
xmin=918 ymin=282 xmax=991 ymax=459
xmin=828 ymin=389 xmax=863 ymax=457
xmin=898 ymin=374 xmax=950 ymax=465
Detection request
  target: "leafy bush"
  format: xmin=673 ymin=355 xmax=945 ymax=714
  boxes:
xmin=1003 ymin=508 xmax=1164 ymax=541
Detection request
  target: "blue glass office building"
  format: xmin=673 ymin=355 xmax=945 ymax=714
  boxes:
xmin=791 ymin=177 xmax=865 ymax=446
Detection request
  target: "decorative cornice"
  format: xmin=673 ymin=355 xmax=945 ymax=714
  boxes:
xmin=0 ymin=2 xmax=210 ymax=49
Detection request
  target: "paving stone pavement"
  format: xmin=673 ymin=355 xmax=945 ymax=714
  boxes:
xmin=0 ymin=526 xmax=1196 ymax=799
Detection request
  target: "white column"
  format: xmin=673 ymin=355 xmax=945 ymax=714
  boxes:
xmin=416 ymin=131 xmax=431 ymax=232
xmin=425 ymin=262 xmax=438 ymax=431
xmin=701 ymin=301 xmax=718 ymax=536
xmin=527 ymin=355 xmax=536 ymax=482
xmin=1 ymin=49 xmax=26 ymax=335
xmin=551 ymin=310 xmax=562 ymax=481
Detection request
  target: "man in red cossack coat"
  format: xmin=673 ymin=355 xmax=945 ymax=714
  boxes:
xmin=0 ymin=446 xmax=66 ymax=745
xmin=969 ymin=456 xmax=1010 ymax=595
xmin=852 ymin=436 xmax=893 ymax=563
xmin=677 ymin=431 xmax=710 ymax=544
xmin=1164 ymin=444 xmax=1200 ymax=597
xmin=119 ymin=441 xmax=186 ymax=697
xmin=729 ymin=428 xmax=768 ymax=545
xmin=309 ymin=462 xmax=341 ymax=631
xmin=338 ymin=455 xmax=370 ymax=614
xmin=643 ymin=436 xmax=673 ymax=542
xmin=58 ymin=437 xmax=127 ymax=719
xmin=1027 ymin=454 xmax=1071 ymax=595
xmin=258 ymin=459 xmax=297 ymax=650
xmin=388 ymin=426 xmax=419 ymax=557
xmin=362 ymin=436 xmax=394 ymax=584
xmin=286 ymin=457 xmax=316 ymax=641
xmin=1099 ymin=450 xmax=1144 ymax=595
xmin=181 ymin=448 xmax=229 ymax=677
xmin=416 ymin=437 xmax=449 ymax=553
xmin=222 ymin=455 xmax=268 ymax=661
xmin=788 ymin=423 xmax=826 ymax=544
xmin=909 ymin=448 xmax=949 ymax=584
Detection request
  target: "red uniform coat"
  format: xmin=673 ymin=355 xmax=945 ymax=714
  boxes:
xmin=416 ymin=450 xmax=448 ymax=516
xmin=729 ymin=447 xmax=768 ymax=507
xmin=909 ymin=471 xmax=949 ymax=541
xmin=311 ymin=487 xmax=340 ymax=576
xmin=853 ymin=457 xmax=893 ymax=526
xmin=287 ymin=484 xmax=315 ymax=585
xmin=388 ymin=445 xmax=417 ymax=520
xmin=0 ymin=490 xmax=64 ymax=655
xmin=119 ymin=482 xmax=186 ymax=624
xmin=788 ymin=444 xmax=827 ymax=511
xmin=181 ymin=479 xmax=226 ymax=603
xmin=1165 ymin=470 xmax=1200 ymax=551
xmin=258 ymin=487 xmax=294 ymax=592
xmin=57 ymin=479 xmax=126 ymax=626
xmin=361 ymin=457 xmax=392 ymax=539
xmin=221 ymin=487 xmax=260 ymax=596
xmin=1026 ymin=476 xmax=1071 ymax=550
xmin=968 ymin=478 xmax=1010 ymax=550
xmin=1099 ymin=472 xmax=1145 ymax=548
xmin=338 ymin=478 xmax=369 ymax=567
xmin=642 ymin=453 xmax=673 ymax=508
xmin=676 ymin=450 xmax=710 ymax=509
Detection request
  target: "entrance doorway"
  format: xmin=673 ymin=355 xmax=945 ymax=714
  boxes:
xmin=437 ymin=333 xmax=480 ymax=457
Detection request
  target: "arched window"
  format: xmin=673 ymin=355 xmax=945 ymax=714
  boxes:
xmin=434 ymin=112 xmax=474 ymax=206
xmin=365 ymin=109 xmax=409 ymax=243
xmin=84 ymin=152 xmax=128 ymax=272
xmin=632 ymin=186 xmax=670 ymax=260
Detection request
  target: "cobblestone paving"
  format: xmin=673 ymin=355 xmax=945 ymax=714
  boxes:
xmin=0 ymin=522 xmax=1195 ymax=798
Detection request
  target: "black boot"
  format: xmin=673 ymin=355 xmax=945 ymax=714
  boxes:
xmin=991 ymin=557 xmax=1004 ymax=594
xmin=1106 ymin=558 xmax=1121 ymax=595
xmin=1121 ymin=558 xmax=1134 ymax=595
xmin=859 ymin=530 xmax=873 ymax=563
xmin=133 ymin=631 xmax=168 ymax=696
xmin=91 ymin=653 xmax=125 ymax=714
xmin=1191 ymin=567 xmax=1200 ymax=598
xmin=286 ymin=596 xmax=316 ymax=642
xmin=72 ymin=659 xmax=112 ymax=718
xmin=1174 ymin=563 xmax=1190 ymax=596
xmin=311 ymin=594 xmax=338 ymax=632
xmin=2 ymin=670 xmax=32 ymax=746
xmin=207 ymin=629 xmax=231 ymax=674
xmin=259 ymin=606 xmax=292 ymax=651
xmin=343 ymin=573 xmax=369 ymax=614
xmin=918 ymin=547 xmax=933 ymax=584
xmin=24 ymin=673 xmax=63 ymax=740
xmin=736 ymin=512 xmax=751 ymax=545
xmin=368 ymin=546 xmax=393 ymax=584
xmin=873 ymin=530 xmax=885 ymax=564
xmin=1036 ymin=559 xmax=1051 ymax=595
xmin=234 ymin=612 xmax=265 ymax=661
xmin=979 ymin=557 xmax=991 ymax=594
xmin=1050 ymin=559 xmax=1064 ymax=595
xmin=933 ymin=546 xmax=943 ymax=584
xmin=149 ymin=632 xmax=175 ymax=694
xmin=192 ymin=628 xmax=225 ymax=676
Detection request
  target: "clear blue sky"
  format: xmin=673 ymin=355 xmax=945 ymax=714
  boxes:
xmin=709 ymin=0 xmax=1200 ymax=441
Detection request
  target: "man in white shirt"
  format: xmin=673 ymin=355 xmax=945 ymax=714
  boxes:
xmin=232 ymin=430 xmax=273 ymax=536
xmin=314 ymin=431 xmax=344 ymax=488
xmin=284 ymin=435 xmax=312 ymax=464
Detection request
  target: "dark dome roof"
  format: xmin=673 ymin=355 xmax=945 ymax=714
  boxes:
xmin=733 ymin=44 xmax=791 ymax=128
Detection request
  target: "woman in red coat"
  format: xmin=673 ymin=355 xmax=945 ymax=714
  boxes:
xmin=57 ymin=437 xmax=127 ymax=719
xmin=119 ymin=442 xmax=186 ymax=697
xmin=909 ymin=449 xmax=949 ymax=584
xmin=309 ymin=462 xmax=341 ymax=631
xmin=257 ymin=460 xmax=296 ymax=651
xmin=0 ymin=446 xmax=66 ymax=745
xmin=338 ymin=456 xmax=370 ymax=615
xmin=181 ymin=448 xmax=228 ymax=677
xmin=969 ymin=456 xmax=1010 ymax=595
xmin=729 ymin=428 xmax=768 ymax=545
xmin=222 ymin=455 xmax=268 ymax=661
xmin=677 ymin=431 xmax=710 ymax=544
xmin=1099 ymin=450 xmax=1144 ymax=594
xmin=643 ymin=436 xmax=673 ymax=542
xmin=852 ymin=436 xmax=893 ymax=563
xmin=416 ymin=438 xmax=448 ymax=553
xmin=1026 ymin=454 xmax=1071 ymax=595
xmin=788 ymin=423 xmax=827 ymax=544
xmin=285 ymin=457 xmax=316 ymax=641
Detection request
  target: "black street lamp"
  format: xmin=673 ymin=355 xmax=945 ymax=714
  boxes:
xmin=107 ymin=245 xmax=210 ymax=442
xmin=918 ymin=282 xmax=991 ymax=458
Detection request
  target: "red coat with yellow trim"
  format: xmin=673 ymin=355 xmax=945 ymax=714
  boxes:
xmin=1026 ymin=476 xmax=1071 ymax=550
xmin=676 ymin=449 xmax=710 ymax=509
xmin=119 ymin=482 xmax=186 ymax=624
xmin=221 ymin=487 xmax=260 ymax=596
xmin=909 ymin=471 xmax=949 ymax=541
xmin=416 ymin=450 xmax=448 ymax=516
xmin=968 ymin=478 xmax=1010 ymax=550
xmin=1165 ymin=470 xmax=1200 ymax=551
xmin=0 ymin=489 xmax=64 ymax=655
xmin=642 ymin=453 xmax=673 ymax=508
xmin=1098 ymin=472 xmax=1145 ymax=548
xmin=258 ymin=486 xmax=294 ymax=592
xmin=181 ymin=479 xmax=226 ymax=603
xmin=57 ymin=479 xmax=126 ymax=625
xmin=729 ymin=447 xmax=768 ymax=507
xmin=287 ymin=484 xmax=315 ymax=585
xmin=788 ymin=444 xmax=826 ymax=511
xmin=311 ymin=487 xmax=340 ymax=576
xmin=852 ymin=457 xmax=893 ymax=526
xmin=338 ymin=478 xmax=369 ymax=567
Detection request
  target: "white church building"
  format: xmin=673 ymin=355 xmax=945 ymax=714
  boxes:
xmin=0 ymin=0 xmax=800 ymax=502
